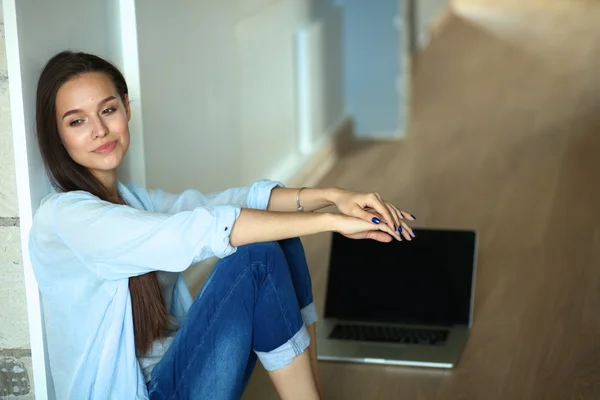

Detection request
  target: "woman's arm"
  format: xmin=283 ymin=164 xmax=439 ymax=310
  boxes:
xmin=135 ymin=179 xmax=282 ymax=214
xmin=229 ymin=208 xmax=399 ymax=247
xmin=267 ymin=187 xmax=416 ymax=241
xmin=230 ymin=209 xmax=333 ymax=247
xmin=35 ymin=192 xmax=243 ymax=280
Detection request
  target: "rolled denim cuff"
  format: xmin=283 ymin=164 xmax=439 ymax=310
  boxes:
xmin=255 ymin=325 xmax=310 ymax=371
xmin=300 ymin=302 xmax=318 ymax=327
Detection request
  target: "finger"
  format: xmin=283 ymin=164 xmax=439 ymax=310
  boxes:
xmin=359 ymin=200 xmax=401 ymax=240
xmin=389 ymin=204 xmax=403 ymax=226
xmin=363 ymin=209 xmax=385 ymax=221
xmin=398 ymin=210 xmax=416 ymax=221
xmin=367 ymin=193 xmax=397 ymax=233
xmin=344 ymin=213 xmax=401 ymax=241
xmin=387 ymin=206 xmax=414 ymax=240
xmin=358 ymin=208 xmax=387 ymax=226
xmin=357 ymin=210 xmax=401 ymax=240
xmin=345 ymin=230 xmax=393 ymax=242
xmin=399 ymin=220 xmax=415 ymax=240
xmin=364 ymin=230 xmax=394 ymax=243
xmin=376 ymin=218 xmax=402 ymax=241
xmin=373 ymin=194 xmax=400 ymax=232
xmin=386 ymin=203 xmax=402 ymax=231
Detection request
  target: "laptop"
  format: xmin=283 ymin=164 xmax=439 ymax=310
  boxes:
xmin=316 ymin=228 xmax=478 ymax=368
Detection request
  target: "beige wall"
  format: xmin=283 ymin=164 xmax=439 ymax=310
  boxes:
xmin=136 ymin=0 xmax=344 ymax=194
xmin=0 ymin=2 xmax=34 ymax=398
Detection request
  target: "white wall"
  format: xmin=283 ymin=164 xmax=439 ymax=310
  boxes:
xmin=135 ymin=0 xmax=345 ymax=194
xmin=108 ymin=0 xmax=147 ymax=186
xmin=135 ymin=0 xmax=241 ymax=193
xmin=3 ymin=1 xmax=138 ymax=397
xmin=237 ymin=0 xmax=344 ymax=184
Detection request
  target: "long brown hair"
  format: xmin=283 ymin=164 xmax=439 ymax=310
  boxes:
xmin=36 ymin=51 xmax=167 ymax=355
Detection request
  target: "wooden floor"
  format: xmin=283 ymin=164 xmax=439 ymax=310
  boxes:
xmin=244 ymin=1 xmax=600 ymax=399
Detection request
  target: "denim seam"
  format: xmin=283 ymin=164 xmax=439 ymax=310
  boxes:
xmin=290 ymin=326 xmax=301 ymax=354
xmin=148 ymin=377 xmax=168 ymax=398
xmin=279 ymin=238 xmax=313 ymax=309
xmin=266 ymin=274 xmax=297 ymax=342
xmin=167 ymin=262 xmax=260 ymax=400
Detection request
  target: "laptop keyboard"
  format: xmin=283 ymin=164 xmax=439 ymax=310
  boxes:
xmin=329 ymin=324 xmax=450 ymax=346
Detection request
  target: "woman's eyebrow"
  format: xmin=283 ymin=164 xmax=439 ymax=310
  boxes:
xmin=62 ymin=96 xmax=117 ymax=120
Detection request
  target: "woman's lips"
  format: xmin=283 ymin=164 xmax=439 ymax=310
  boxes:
xmin=93 ymin=141 xmax=117 ymax=154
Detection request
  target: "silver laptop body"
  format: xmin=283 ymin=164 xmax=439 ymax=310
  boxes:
xmin=317 ymin=228 xmax=478 ymax=368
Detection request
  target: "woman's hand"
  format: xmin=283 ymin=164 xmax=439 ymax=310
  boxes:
xmin=332 ymin=214 xmax=397 ymax=243
xmin=331 ymin=189 xmax=416 ymax=241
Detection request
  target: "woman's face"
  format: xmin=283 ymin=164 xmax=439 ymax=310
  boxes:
xmin=55 ymin=72 xmax=130 ymax=183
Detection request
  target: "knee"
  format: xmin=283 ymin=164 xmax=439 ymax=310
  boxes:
xmin=277 ymin=237 xmax=306 ymax=257
xmin=233 ymin=241 xmax=287 ymax=265
xmin=211 ymin=242 xmax=288 ymax=288
xmin=278 ymin=237 xmax=303 ymax=250
xmin=278 ymin=237 xmax=308 ymax=266
xmin=230 ymin=242 xmax=294 ymax=287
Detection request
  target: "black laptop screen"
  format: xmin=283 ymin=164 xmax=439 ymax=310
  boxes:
xmin=323 ymin=229 xmax=477 ymax=326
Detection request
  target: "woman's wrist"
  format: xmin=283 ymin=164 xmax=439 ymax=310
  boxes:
xmin=267 ymin=187 xmax=343 ymax=212
xmin=316 ymin=211 xmax=342 ymax=234
xmin=323 ymin=187 xmax=344 ymax=206
xmin=294 ymin=187 xmax=339 ymax=211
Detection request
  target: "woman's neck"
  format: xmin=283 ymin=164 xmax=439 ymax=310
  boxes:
xmin=92 ymin=169 xmax=119 ymax=202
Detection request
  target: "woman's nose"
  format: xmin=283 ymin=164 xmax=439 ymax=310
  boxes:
xmin=91 ymin=117 xmax=108 ymax=139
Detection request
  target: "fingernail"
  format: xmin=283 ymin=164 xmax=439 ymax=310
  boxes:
xmin=411 ymin=214 xmax=416 ymax=219
xmin=411 ymin=231 xmax=416 ymax=237
xmin=398 ymin=226 xmax=403 ymax=233
xmin=372 ymin=217 xmax=380 ymax=224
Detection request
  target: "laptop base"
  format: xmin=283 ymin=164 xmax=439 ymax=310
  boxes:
xmin=316 ymin=319 xmax=469 ymax=369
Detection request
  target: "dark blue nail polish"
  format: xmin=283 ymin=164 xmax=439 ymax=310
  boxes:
xmin=411 ymin=214 xmax=416 ymax=219
xmin=394 ymin=225 xmax=397 ymax=231
xmin=372 ymin=217 xmax=380 ymax=224
xmin=398 ymin=226 xmax=403 ymax=233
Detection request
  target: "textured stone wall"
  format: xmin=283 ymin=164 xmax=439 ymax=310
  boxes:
xmin=0 ymin=2 xmax=34 ymax=398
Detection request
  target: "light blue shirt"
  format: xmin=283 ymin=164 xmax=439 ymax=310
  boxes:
xmin=29 ymin=179 xmax=282 ymax=399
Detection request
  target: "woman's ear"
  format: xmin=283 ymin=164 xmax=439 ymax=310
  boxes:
xmin=124 ymin=94 xmax=131 ymax=121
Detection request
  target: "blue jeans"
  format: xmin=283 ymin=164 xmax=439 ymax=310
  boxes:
xmin=147 ymin=238 xmax=318 ymax=399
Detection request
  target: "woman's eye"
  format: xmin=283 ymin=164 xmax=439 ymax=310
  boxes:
xmin=102 ymin=107 xmax=116 ymax=115
xmin=69 ymin=119 xmax=84 ymax=127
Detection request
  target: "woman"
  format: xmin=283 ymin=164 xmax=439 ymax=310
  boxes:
xmin=29 ymin=51 xmax=415 ymax=400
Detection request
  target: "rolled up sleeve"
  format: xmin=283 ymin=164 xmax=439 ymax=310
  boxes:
xmin=245 ymin=179 xmax=285 ymax=210
xmin=205 ymin=204 xmax=239 ymax=260
xmin=44 ymin=192 xmax=241 ymax=280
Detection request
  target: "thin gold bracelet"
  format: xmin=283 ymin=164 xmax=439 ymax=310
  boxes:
xmin=296 ymin=187 xmax=306 ymax=212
